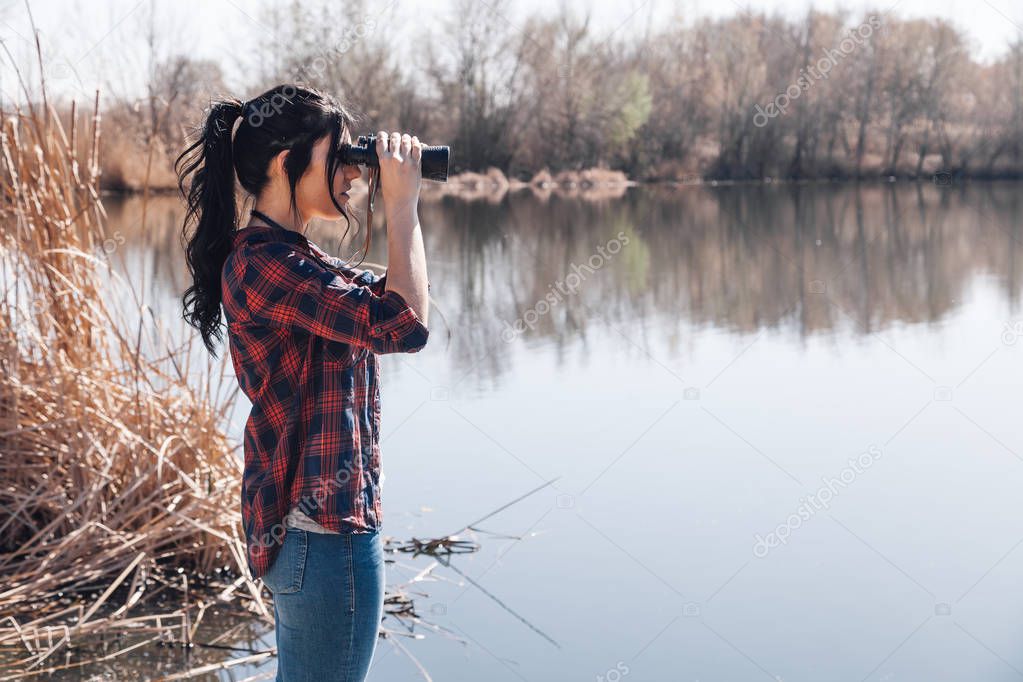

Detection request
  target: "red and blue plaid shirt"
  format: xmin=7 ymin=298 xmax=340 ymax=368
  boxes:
xmin=221 ymin=222 xmax=429 ymax=579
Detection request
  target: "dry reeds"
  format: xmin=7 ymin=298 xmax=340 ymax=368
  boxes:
xmin=0 ymin=38 xmax=272 ymax=678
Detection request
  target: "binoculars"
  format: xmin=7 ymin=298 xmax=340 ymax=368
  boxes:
xmin=339 ymin=135 xmax=449 ymax=182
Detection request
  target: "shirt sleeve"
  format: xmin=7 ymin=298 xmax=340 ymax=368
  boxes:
xmin=241 ymin=241 xmax=429 ymax=354
xmin=312 ymin=253 xmax=390 ymax=296
xmin=320 ymin=256 xmax=428 ymax=298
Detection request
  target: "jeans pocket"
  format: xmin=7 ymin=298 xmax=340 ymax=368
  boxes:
xmin=262 ymin=528 xmax=308 ymax=595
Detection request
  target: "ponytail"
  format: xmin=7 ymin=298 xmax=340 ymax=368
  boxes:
xmin=176 ymin=98 xmax=244 ymax=357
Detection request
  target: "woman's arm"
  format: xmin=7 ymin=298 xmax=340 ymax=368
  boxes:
xmin=241 ymin=240 xmax=428 ymax=355
xmin=382 ymin=206 xmax=429 ymax=328
xmin=375 ymin=131 xmax=429 ymax=328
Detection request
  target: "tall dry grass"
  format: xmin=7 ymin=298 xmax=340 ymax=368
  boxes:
xmin=0 ymin=44 xmax=271 ymax=677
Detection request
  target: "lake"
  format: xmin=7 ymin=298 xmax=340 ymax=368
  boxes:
xmin=99 ymin=181 xmax=1023 ymax=681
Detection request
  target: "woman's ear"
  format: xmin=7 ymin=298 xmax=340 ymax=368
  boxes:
xmin=270 ymin=149 xmax=289 ymax=178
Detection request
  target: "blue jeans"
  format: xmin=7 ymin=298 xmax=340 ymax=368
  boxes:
xmin=262 ymin=528 xmax=385 ymax=682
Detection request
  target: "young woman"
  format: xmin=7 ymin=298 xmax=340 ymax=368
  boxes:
xmin=176 ymin=84 xmax=430 ymax=681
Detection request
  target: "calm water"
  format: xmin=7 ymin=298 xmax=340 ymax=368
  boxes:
xmin=101 ymin=182 xmax=1023 ymax=681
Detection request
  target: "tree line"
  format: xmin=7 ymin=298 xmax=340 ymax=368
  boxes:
xmin=95 ymin=0 xmax=1023 ymax=188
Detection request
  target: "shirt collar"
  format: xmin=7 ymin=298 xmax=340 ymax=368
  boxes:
xmin=231 ymin=223 xmax=342 ymax=266
xmin=232 ymin=223 xmax=309 ymax=250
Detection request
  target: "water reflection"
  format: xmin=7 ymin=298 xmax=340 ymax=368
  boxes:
xmin=106 ymin=182 xmax=1023 ymax=379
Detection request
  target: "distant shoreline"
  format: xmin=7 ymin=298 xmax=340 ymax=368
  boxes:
xmin=100 ymin=168 xmax=1022 ymax=198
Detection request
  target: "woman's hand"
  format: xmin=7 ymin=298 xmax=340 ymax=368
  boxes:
xmin=376 ymin=130 xmax=422 ymax=222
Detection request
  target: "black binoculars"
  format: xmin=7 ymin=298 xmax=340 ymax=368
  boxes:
xmin=339 ymin=135 xmax=449 ymax=182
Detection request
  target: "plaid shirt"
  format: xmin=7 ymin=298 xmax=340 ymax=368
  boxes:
xmin=221 ymin=222 xmax=429 ymax=579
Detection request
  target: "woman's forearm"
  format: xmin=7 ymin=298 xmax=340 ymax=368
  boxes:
xmin=383 ymin=207 xmax=429 ymax=327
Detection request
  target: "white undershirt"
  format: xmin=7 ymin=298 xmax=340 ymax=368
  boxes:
xmin=284 ymin=506 xmax=340 ymax=534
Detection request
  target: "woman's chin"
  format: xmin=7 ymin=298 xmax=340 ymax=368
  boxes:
xmin=320 ymin=205 xmax=349 ymax=222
